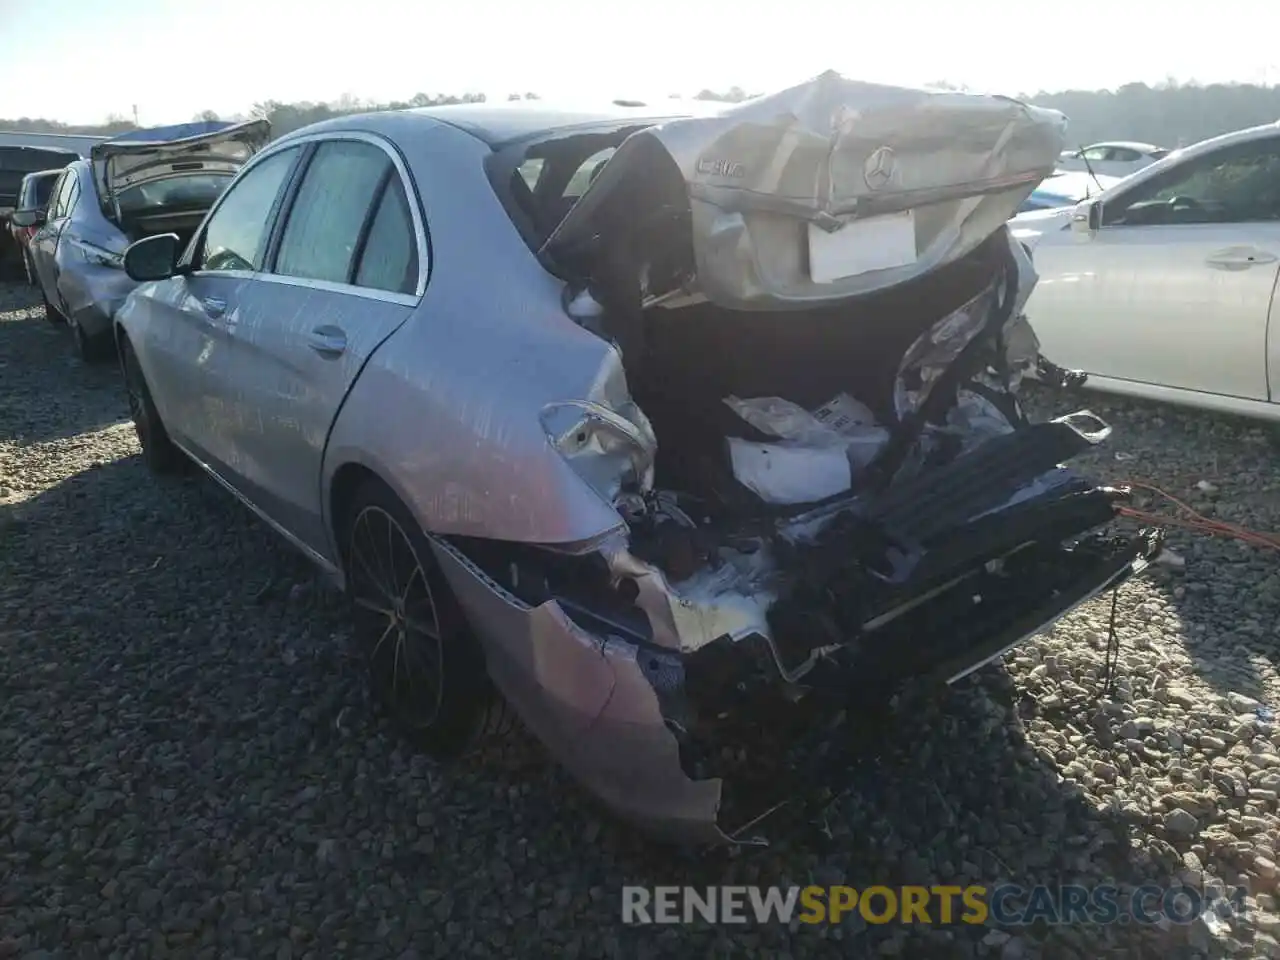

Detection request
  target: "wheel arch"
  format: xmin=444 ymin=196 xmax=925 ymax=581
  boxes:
xmin=328 ymin=460 xmax=382 ymax=558
xmin=324 ymin=457 xmax=423 ymax=587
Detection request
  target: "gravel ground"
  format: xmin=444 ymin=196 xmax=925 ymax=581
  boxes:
xmin=3 ymin=278 xmax=1280 ymax=959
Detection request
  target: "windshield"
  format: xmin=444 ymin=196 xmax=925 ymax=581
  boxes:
xmin=117 ymin=173 xmax=232 ymax=215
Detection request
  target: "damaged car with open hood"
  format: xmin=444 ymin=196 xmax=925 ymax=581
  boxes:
xmin=18 ymin=118 xmax=270 ymax=361
xmin=113 ymin=72 xmax=1163 ymax=844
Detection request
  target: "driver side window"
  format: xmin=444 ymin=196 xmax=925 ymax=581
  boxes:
xmin=1101 ymin=138 xmax=1280 ymax=227
xmin=196 ymin=147 xmax=300 ymax=273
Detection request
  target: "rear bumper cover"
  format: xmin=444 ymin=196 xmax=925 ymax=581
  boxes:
xmin=430 ymin=512 xmax=1161 ymax=845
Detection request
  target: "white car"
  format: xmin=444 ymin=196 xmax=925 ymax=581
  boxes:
xmin=1057 ymin=141 xmax=1169 ymax=178
xmin=1017 ymin=170 xmax=1123 ymax=213
xmin=1014 ymin=121 xmax=1280 ymax=422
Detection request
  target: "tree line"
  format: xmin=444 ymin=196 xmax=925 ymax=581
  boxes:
xmin=4 ymin=80 xmax=1280 ymax=149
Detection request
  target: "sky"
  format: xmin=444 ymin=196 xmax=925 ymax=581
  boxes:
xmin=2 ymin=0 xmax=1279 ymax=125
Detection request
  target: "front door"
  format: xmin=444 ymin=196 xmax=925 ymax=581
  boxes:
xmin=200 ymin=137 xmax=423 ymax=556
xmin=132 ymin=146 xmax=305 ymax=461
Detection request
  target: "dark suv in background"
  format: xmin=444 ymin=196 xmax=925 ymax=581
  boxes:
xmin=0 ymin=145 xmax=79 ymax=277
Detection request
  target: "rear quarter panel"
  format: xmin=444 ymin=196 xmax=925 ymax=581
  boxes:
xmin=321 ymin=121 xmax=629 ymax=559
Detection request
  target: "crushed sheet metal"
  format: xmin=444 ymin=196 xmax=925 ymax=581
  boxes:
xmin=894 ymin=232 xmax=1039 ymax=428
xmin=548 ymin=70 xmax=1067 ymax=310
xmin=540 ymin=398 xmax=658 ymax=501
xmin=429 ymin=536 xmax=734 ymax=843
xmin=602 ymin=539 xmax=776 ymax=653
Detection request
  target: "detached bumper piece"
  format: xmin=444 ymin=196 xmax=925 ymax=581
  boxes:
xmin=705 ymin=528 xmax=1162 ymax=839
xmin=767 ymin=411 xmax=1131 ymax=674
xmin=687 ymin=411 xmax=1166 ymax=837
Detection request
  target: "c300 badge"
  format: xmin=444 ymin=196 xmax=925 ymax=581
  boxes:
xmin=697 ymin=158 xmax=747 ymax=178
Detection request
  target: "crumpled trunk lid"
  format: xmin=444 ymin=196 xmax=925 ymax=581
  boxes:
xmin=546 ymin=71 xmax=1066 ymax=311
xmin=90 ymin=119 xmax=271 ymax=218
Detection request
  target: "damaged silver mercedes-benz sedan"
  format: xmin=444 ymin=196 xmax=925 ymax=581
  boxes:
xmin=113 ymin=72 xmax=1163 ymax=844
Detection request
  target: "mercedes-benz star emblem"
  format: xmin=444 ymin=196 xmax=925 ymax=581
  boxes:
xmin=863 ymin=146 xmax=896 ymax=191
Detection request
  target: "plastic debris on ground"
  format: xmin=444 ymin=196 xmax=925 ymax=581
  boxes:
xmin=723 ymin=394 xmax=890 ymax=505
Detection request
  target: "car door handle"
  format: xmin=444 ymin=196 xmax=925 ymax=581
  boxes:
xmin=1206 ymin=247 xmax=1278 ymax=269
xmin=201 ymin=296 xmax=227 ymax=318
xmin=306 ymin=326 xmax=347 ymax=357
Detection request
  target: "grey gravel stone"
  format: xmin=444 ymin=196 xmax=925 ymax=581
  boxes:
xmin=5 ymin=282 xmax=1280 ymax=958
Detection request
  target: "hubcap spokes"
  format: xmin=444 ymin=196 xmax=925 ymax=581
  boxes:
xmin=349 ymin=506 xmax=443 ymax=728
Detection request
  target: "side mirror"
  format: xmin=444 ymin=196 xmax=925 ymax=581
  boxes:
xmin=10 ymin=208 xmax=46 ymax=228
xmin=1070 ymin=200 xmax=1101 ymax=235
xmin=123 ymin=233 xmax=180 ymax=282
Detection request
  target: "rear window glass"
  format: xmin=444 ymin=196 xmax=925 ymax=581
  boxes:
xmin=117 ymin=176 xmax=232 ymax=216
xmin=0 ymin=148 xmax=78 ymax=204
xmin=487 ymin=125 xmax=649 ymax=251
xmin=564 ymin=148 xmax=615 ymax=197
xmin=117 ymin=174 xmax=233 ymax=215
xmin=0 ymin=147 xmax=78 ymax=173
xmin=24 ymin=174 xmax=59 ymax=208
xmin=517 ymin=158 xmax=544 ymax=190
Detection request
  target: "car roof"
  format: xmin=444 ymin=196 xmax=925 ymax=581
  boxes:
xmin=21 ymin=168 xmax=65 ymax=182
xmin=0 ymin=143 xmax=80 ymax=160
xmin=399 ymin=99 xmax=725 ymax=147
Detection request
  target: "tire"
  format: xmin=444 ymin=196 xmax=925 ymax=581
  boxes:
xmin=41 ymin=294 xmax=62 ymax=326
xmin=70 ymin=314 xmax=114 ymax=364
xmin=120 ymin=337 xmax=184 ymax=474
xmin=342 ymin=478 xmax=514 ymax=757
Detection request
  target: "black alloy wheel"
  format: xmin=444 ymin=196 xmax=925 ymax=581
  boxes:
xmin=343 ymin=480 xmax=511 ymax=756
xmin=120 ymin=338 xmax=183 ymax=473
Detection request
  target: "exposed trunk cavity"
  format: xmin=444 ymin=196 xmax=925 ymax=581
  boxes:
xmin=455 ymin=74 xmax=1160 ymax=840
xmin=121 ymin=209 xmax=205 ymax=249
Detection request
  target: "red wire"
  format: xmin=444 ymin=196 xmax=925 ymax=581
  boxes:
xmin=1113 ymin=480 xmax=1280 ymax=552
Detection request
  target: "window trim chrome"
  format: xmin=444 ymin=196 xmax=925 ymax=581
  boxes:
xmin=185 ymin=129 xmax=430 ymax=301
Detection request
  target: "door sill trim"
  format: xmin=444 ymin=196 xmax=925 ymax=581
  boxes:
xmin=171 ymin=438 xmax=340 ymax=577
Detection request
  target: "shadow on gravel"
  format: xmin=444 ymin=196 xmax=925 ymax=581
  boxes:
xmin=0 ymin=308 xmax=129 ymax=446
xmin=1023 ymin=385 xmax=1280 ymax=705
xmin=2 ymin=453 xmax=1198 ymax=959
xmin=458 ymin=671 xmax=1194 ymax=959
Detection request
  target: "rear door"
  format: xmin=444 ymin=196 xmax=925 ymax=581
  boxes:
xmin=29 ymin=171 xmax=77 ymax=298
xmin=200 ymin=135 xmax=425 ymax=556
xmin=1029 ymin=135 xmax=1280 ymax=401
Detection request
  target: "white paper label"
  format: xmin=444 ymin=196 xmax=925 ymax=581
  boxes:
xmin=808 ymin=211 xmax=917 ymax=283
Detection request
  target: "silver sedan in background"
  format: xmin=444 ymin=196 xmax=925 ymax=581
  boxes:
xmin=113 ymin=72 xmax=1162 ymax=843
xmin=19 ymin=120 xmax=268 ymax=361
